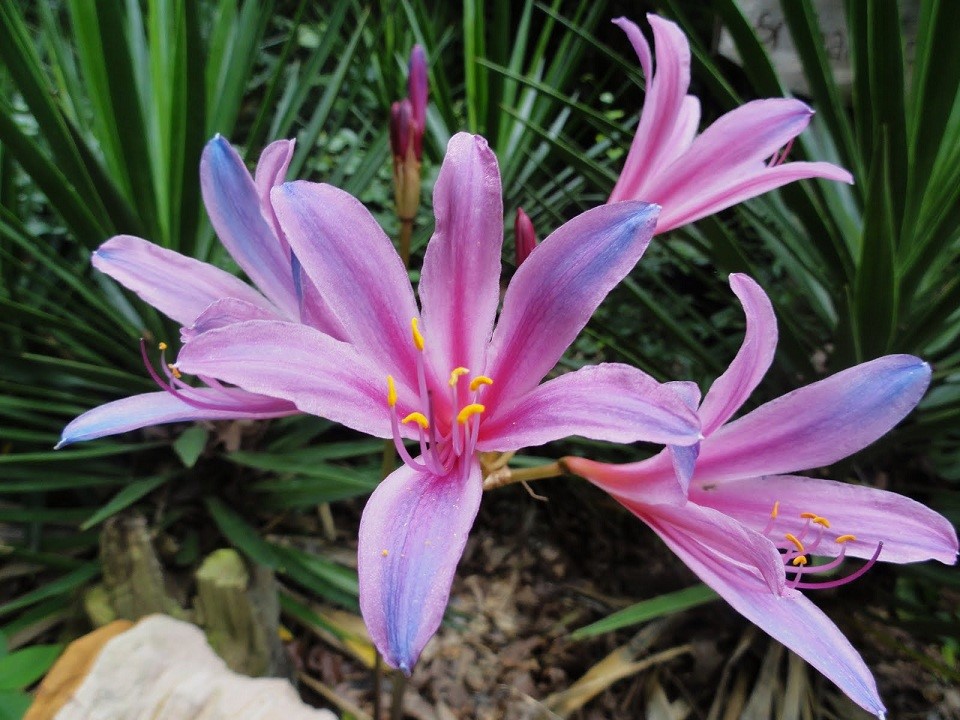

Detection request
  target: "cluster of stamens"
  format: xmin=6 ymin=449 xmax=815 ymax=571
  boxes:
xmin=140 ymin=339 xmax=247 ymax=411
xmin=386 ymin=318 xmax=492 ymax=475
xmin=763 ymin=501 xmax=883 ymax=590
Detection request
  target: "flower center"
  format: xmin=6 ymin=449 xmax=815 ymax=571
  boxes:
xmin=385 ymin=318 xmax=492 ymax=475
xmin=763 ymin=501 xmax=883 ymax=591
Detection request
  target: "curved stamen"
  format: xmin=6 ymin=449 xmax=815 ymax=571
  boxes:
xmin=792 ymin=541 xmax=883 ymax=590
xmin=761 ymin=501 xmax=780 ymax=536
xmin=140 ymin=339 xmax=235 ymax=411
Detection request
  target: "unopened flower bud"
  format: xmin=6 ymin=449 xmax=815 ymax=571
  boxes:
xmin=514 ymin=207 xmax=538 ymax=266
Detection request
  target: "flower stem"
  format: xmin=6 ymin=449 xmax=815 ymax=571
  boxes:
xmin=482 ymin=460 xmax=566 ymax=491
xmin=398 ymin=217 xmax=413 ymax=266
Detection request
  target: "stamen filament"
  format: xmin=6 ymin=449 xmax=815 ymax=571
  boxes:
xmin=792 ymin=542 xmax=883 ymax=590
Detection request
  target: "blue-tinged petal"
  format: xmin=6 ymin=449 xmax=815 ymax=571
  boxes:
xmin=479 ymin=363 xmax=699 ymax=451
xmin=57 ymin=390 xmax=296 ymax=447
xmin=201 ymin=136 xmax=298 ymax=317
xmin=180 ymin=298 xmax=280 ymax=342
xmin=484 ymin=201 xmax=660 ymax=407
xmin=646 ymin=503 xmax=885 ymax=718
xmin=93 ymin=235 xmax=276 ymax=327
xmin=694 ymin=355 xmax=931 ymax=485
xmin=358 ymin=457 xmax=482 ymax=672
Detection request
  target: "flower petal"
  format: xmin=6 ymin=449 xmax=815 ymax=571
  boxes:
xmin=564 ymin=453 xmax=686 ymax=507
xmin=484 ymin=201 xmax=660 ymax=406
xmin=175 ymin=320 xmax=402 ymax=439
xmin=358 ymin=457 xmax=482 ymax=672
xmin=57 ymin=390 xmax=295 ymax=447
xmin=271 ymin=181 xmax=422 ymax=389
xmin=92 ymin=235 xmax=276 ymax=326
xmin=640 ymin=502 xmax=786 ymax=595
xmin=180 ymin=298 xmax=281 ymax=342
xmin=647 ymin=505 xmax=885 ymax=717
xmin=609 ymin=15 xmax=691 ymax=203
xmin=692 ymin=474 xmax=959 ymax=565
xmin=479 ymin=363 xmax=699 ymax=450
xmin=695 ymin=355 xmax=931 ymax=484
xmin=253 ymin=139 xmax=295 ymax=223
xmin=418 ymin=133 xmax=502 ymax=374
xmin=650 ymin=99 xmax=853 ymax=232
xmin=201 ymin=136 xmax=298 ymax=316
xmin=698 ymin=274 xmax=778 ymax=436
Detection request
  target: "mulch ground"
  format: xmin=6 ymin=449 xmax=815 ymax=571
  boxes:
xmin=293 ymin=478 xmax=960 ymax=720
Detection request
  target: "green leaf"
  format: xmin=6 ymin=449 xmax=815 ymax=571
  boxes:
xmin=173 ymin=425 xmax=208 ymax=468
xmin=0 ymin=564 xmax=100 ymax=619
xmin=570 ymin=585 xmax=718 ymax=639
xmin=854 ymin=132 xmax=898 ymax=359
xmin=0 ymin=644 xmax=63 ymax=691
xmin=0 ymin=691 xmax=32 ymax=720
xmin=80 ymin=475 xmax=168 ymax=530
xmin=205 ymin=497 xmax=284 ymax=570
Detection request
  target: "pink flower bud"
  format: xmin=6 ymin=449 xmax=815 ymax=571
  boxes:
xmin=514 ymin=207 xmax=538 ymax=266
xmin=390 ymin=99 xmax=413 ymax=160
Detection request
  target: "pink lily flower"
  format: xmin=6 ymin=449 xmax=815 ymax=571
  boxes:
xmin=566 ymin=274 xmax=958 ymax=718
xmin=173 ymin=133 xmax=702 ymax=671
xmin=608 ymin=15 xmax=854 ymax=233
xmin=58 ymin=136 xmax=344 ymax=447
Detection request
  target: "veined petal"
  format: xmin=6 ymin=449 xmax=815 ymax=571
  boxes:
xmin=359 ymin=457 xmax=482 ymax=673
xmin=254 ymin=139 xmax=295 ymax=224
xmin=649 ymin=99 xmax=853 ymax=232
xmin=564 ymin=453 xmax=686 ymax=507
xmin=695 ymin=355 xmax=931 ymax=484
xmin=201 ymin=136 xmax=298 ymax=317
xmin=656 ymin=160 xmax=854 ymax=234
xmin=57 ymin=390 xmax=296 ymax=447
xmin=485 ymin=202 xmax=660 ymax=406
xmin=479 ymin=363 xmax=699 ymax=451
xmin=609 ymin=15 xmax=691 ymax=202
xmin=271 ymin=181 xmax=422 ymax=390
xmin=698 ymin=274 xmax=778 ymax=436
xmin=180 ymin=298 xmax=281 ymax=342
xmin=93 ymin=235 xmax=276 ymax=326
xmin=692 ymin=474 xmax=959 ymax=565
xmin=640 ymin=502 xmax=786 ymax=595
xmin=651 ymin=510 xmax=885 ymax=717
xmin=419 ymin=133 xmax=502 ymax=374
xmin=175 ymin=320 xmax=404 ymax=439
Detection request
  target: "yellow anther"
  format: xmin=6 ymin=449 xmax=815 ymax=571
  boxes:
xmin=448 ymin=367 xmax=470 ymax=386
xmin=792 ymin=555 xmax=808 ymax=567
xmin=381 ymin=549 xmax=389 ymax=557
xmin=386 ymin=375 xmax=397 ymax=407
xmin=411 ymin=317 xmax=425 ymax=351
xmin=784 ymin=533 xmax=804 ymax=553
xmin=158 ymin=341 xmax=168 ymax=351
xmin=167 ymin=363 xmax=182 ymax=379
xmin=278 ymin=625 xmax=293 ymax=643
xmin=469 ymin=375 xmax=493 ymax=392
xmin=401 ymin=412 xmax=429 ymax=430
xmin=835 ymin=534 xmax=857 ymax=544
xmin=456 ymin=403 xmax=485 ymax=424
xmin=799 ymin=512 xmax=817 ymax=519
xmin=812 ymin=516 xmax=831 ymax=528
xmin=770 ymin=501 xmax=780 ymax=519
